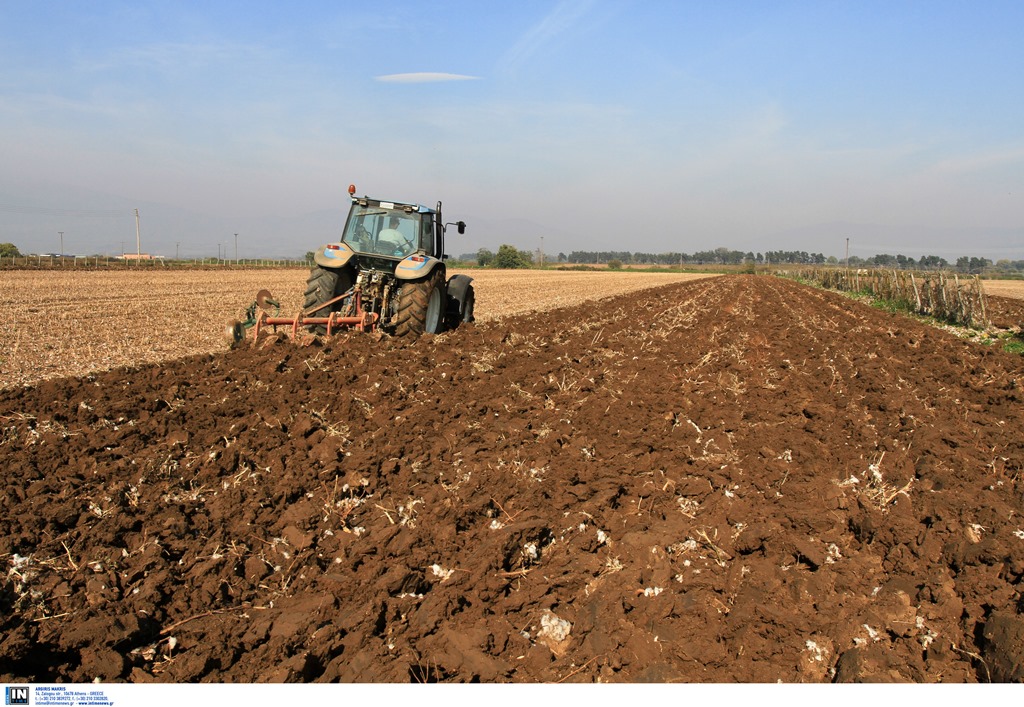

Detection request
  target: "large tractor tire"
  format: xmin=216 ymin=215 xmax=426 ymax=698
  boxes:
xmin=303 ymin=266 xmax=353 ymax=334
xmin=446 ymin=286 xmax=475 ymax=330
xmin=459 ymin=285 xmax=475 ymax=323
xmin=393 ymin=268 xmax=446 ymax=337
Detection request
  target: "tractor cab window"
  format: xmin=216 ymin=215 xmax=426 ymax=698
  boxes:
xmin=342 ymin=205 xmax=421 ymax=258
xmin=419 ymin=215 xmax=434 ymax=255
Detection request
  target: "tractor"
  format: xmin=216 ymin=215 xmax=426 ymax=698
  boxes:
xmin=229 ymin=185 xmax=474 ymax=343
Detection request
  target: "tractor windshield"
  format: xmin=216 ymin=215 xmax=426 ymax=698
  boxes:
xmin=341 ymin=204 xmax=426 ymax=258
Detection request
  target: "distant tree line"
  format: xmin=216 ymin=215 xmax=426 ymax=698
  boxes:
xmin=564 ymin=249 xmax=831 ymax=265
xmin=458 ymin=246 xmax=1023 ymax=275
xmin=845 ymin=255 xmax=1023 ymax=275
xmin=469 ymin=245 xmax=535 ymax=269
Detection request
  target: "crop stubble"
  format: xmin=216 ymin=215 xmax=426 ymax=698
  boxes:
xmin=982 ymin=280 xmax=1024 ymax=301
xmin=0 ymin=269 xmax=713 ymax=389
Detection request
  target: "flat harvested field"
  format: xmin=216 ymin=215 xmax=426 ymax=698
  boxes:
xmin=984 ymin=280 xmax=1024 ymax=301
xmin=0 ymin=269 xmax=713 ymax=390
xmin=2 ymin=275 xmax=1023 ymax=683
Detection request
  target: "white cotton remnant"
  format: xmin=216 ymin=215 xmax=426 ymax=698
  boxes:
xmin=524 ymin=543 xmax=539 ymax=561
xmin=643 ymin=587 xmax=664 ymax=597
xmin=825 ymin=544 xmax=842 ymax=564
xmin=805 ymin=640 xmax=826 ymax=662
xmin=430 ymin=564 xmax=455 ymax=581
xmin=538 ymin=612 xmax=572 ymax=642
xmin=597 ymin=529 xmax=608 ymax=545
xmin=916 ymin=617 xmax=938 ymax=650
xmin=1014 ymin=530 xmax=1024 ymax=540
xmin=966 ymin=523 xmax=987 ymax=543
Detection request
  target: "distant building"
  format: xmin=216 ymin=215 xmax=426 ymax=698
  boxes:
xmin=118 ymin=253 xmax=164 ymax=260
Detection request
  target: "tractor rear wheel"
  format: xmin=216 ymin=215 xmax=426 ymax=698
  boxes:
xmin=393 ymin=269 xmax=446 ymax=337
xmin=446 ymin=284 xmax=475 ymax=330
xmin=303 ymin=266 xmax=352 ymax=334
xmin=460 ymin=285 xmax=475 ymax=323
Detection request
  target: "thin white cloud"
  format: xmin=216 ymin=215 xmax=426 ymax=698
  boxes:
xmin=375 ymin=72 xmax=480 ymax=83
xmin=499 ymin=0 xmax=595 ymax=73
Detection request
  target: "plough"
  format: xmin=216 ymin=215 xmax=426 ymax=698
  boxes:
xmin=227 ymin=287 xmax=379 ymax=345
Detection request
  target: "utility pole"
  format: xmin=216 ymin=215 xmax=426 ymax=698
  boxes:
xmin=176 ymin=242 xmax=180 ymax=260
xmin=540 ymin=236 xmax=544 ymax=268
xmin=58 ymin=231 xmax=64 ymax=264
xmin=134 ymin=208 xmax=141 ymax=264
xmin=234 ymin=233 xmax=238 ymax=265
xmin=845 ymin=237 xmax=850 ymax=274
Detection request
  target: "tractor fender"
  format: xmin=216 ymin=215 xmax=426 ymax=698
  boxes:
xmin=314 ymin=242 xmax=355 ymax=269
xmin=446 ymin=274 xmax=474 ymax=306
xmin=395 ymin=255 xmax=443 ymax=280
xmin=445 ymin=273 xmax=475 ymax=326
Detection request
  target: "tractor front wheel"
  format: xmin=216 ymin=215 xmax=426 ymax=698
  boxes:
xmin=393 ymin=269 xmax=446 ymax=337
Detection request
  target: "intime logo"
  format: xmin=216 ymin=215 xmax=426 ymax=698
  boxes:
xmin=5 ymin=687 xmax=29 ymax=706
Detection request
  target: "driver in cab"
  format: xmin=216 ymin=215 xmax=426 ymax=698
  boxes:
xmin=377 ymin=216 xmax=411 ymax=256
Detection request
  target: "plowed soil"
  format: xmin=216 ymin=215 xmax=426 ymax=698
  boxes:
xmin=2 ymin=275 xmax=1023 ymax=683
xmin=986 ymin=294 xmax=1024 ymax=330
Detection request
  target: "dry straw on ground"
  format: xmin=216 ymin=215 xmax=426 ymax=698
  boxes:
xmin=1 ymin=268 xmax=713 ymax=389
xmin=982 ymin=280 xmax=1024 ymax=301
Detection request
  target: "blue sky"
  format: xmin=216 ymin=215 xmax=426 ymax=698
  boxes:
xmin=1 ymin=1 xmax=1021 ymax=259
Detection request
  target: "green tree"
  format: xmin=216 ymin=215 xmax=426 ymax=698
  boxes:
xmin=476 ymin=248 xmax=494 ymax=267
xmin=968 ymin=257 xmax=991 ymax=273
xmin=607 ymin=259 xmax=623 ymax=270
xmin=0 ymin=242 xmax=22 ymax=258
xmin=493 ymin=244 xmax=530 ymax=269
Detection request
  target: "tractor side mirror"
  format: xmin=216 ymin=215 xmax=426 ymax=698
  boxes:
xmin=457 ymin=221 xmax=466 ymax=234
